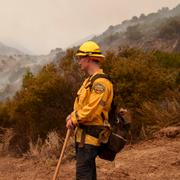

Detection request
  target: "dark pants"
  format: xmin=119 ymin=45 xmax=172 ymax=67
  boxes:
xmin=76 ymin=144 xmax=99 ymax=180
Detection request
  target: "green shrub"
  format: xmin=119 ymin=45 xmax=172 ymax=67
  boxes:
xmin=125 ymin=25 xmax=143 ymax=41
xmin=0 ymin=48 xmax=179 ymax=152
xmin=103 ymin=48 xmax=179 ymax=139
xmin=158 ymin=17 xmax=180 ymax=39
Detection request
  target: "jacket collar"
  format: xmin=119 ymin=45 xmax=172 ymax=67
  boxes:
xmin=90 ymin=69 xmax=103 ymax=79
xmin=85 ymin=69 xmax=104 ymax=87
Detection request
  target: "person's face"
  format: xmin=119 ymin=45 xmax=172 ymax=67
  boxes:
xmin=77 ymin=56 xmax=90 ymax=72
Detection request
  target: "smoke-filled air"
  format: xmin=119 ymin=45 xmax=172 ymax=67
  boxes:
xmin=0 ymin=1 xmax=180 ymax=180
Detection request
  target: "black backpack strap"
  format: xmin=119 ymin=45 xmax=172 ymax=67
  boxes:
xmin=86 ymin=74 xmax=111 ymax=90
xmin=86 ymin=73 xmax=112 ymax=124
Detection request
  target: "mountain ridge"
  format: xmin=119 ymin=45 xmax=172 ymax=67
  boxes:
xmin=92 ymin=4 xmax=180 ymax=52
xmin=0 ymin=41 xmax=24 ymax=56
xmin=0 ymin=48 xmax=64 ymax=101
xmin=0 ymin=4 xmax=180 ymax=100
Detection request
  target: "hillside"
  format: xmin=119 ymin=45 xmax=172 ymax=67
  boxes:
xmin=0 ymin=131 xmax=179 ymax=180
xmin=0 ymin=42 xmax=23 ymax=56
xmin=1 ymin=4 xmax=180 ymax=101
xmin=93 ymin=4 xmax=180 ymax=52
xmin=0 ymin=47 xmax=64 ymax=101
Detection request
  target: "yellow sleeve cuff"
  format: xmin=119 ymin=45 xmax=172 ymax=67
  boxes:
xmin=71 ymin=111 xmax=79 ymax=126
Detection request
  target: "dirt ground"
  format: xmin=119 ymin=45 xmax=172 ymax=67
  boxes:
xmin=0 ymin=136 xmax=180 ymax=180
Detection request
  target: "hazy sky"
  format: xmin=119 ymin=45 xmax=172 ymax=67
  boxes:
xmin=0 ymin=0 xmax=179 ymax=54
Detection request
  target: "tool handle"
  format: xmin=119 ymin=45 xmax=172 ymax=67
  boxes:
xmin=52 ymin=129 xmax=71 ymax=180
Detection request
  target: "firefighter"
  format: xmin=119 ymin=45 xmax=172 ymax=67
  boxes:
xmin=66 ymin=41 xmax=113 ymax=180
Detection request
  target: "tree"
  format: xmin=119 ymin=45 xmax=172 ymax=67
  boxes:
xmin=22 ymin=69 xmax=34 ymax=89
xmin=125 ymin=25 xmax=143 ymax=41
xmin=158 ymin=17 xmax=180 ymax=39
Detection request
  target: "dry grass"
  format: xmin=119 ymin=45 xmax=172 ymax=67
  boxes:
xmin=25 ymin=131 xmax=75 ymax=165
xmin=139 ymin=97 xmax=180 ymax=137
xmin=0 ymin=128 xmax=75 ymax=164
xmin=0 ymin=128 xmax=14 ymax=155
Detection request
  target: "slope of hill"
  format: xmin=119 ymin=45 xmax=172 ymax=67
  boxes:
xmin=0 ymin=132 xmax=179 ymax=180
xmin=0 ymin=4 xmax=180 ymax=101
xmin=0 ymin=42 xmax=23 ymax=56
xmin=93 ymin=4 xmax=180 ymax=52
xmin=0 ymin=47 xmax=64 ymax=101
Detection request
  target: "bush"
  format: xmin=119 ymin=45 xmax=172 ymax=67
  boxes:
xmin=158 ymin=17 xmax=180 ymax=40
xmin=26 ymin=131 xmax=75 ymax=164
xmin=103 ymin=48 xmax=179 ymax=139
xmin=7 ymin=64 xmax=75 ymax=154
xmin=137 ymin=96 xmax=180 ymax=137
xmin=153 ymin=51 xmax=180 ymax=68
xmin=0 ymin=48 xmax=179 ymax=152
xmin=125 ymin=25 xmax=143 ymax=41
xmin=0 ymin=103 xmax=11 ymax=127
xmin=104 ymin=49 xmax=177 ymax=107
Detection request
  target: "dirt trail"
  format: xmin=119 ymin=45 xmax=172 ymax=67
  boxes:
xmin=0 ymin=137 xmax=179 ymax=180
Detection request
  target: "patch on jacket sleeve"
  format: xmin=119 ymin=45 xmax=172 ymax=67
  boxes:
xmin=93 ymin=83 xmax=105 ymax=94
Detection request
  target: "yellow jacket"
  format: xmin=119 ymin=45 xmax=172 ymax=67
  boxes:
xmin=71 ymin=69 xmax=113 ymax=146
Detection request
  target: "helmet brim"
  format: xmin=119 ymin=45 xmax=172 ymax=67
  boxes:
xmin=75 ymin=52 xmax=105 ymax=58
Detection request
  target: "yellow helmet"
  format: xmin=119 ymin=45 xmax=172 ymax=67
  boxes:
xmin=75 ymin=41 xmax=105 ymax=63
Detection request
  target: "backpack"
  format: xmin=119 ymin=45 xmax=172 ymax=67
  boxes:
xmin=89 ymin=73 xmax=130 ymax=161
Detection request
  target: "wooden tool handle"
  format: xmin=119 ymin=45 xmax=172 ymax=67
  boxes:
xmin=52 ymin=129 xmax=71 ymax=180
